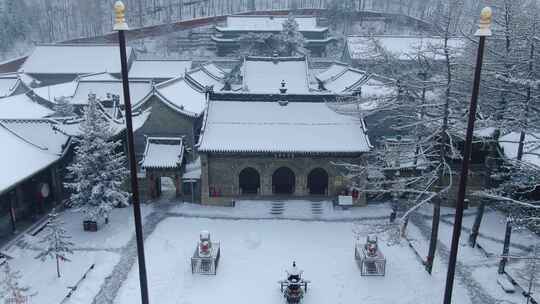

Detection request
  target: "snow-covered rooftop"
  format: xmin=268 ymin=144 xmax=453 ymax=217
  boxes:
xmin=242 ymin=56 xmax=310 ymax=94
xmin=186 ymin=63 xmax=226 ymax=90
xmin=0 ymin=94 xmax=54 ymax=119
xmin=31 ymin=81 xmax=79 ymax=103
xmin=0 ymin=73 xmax=21 ymax=97
xmin=21 ymin=44 xmax=133 ymax=75
xmin=198 ymin=100 xmax=371 ymax=153
xmin=346 ymin=36 xmax=465 ymax=61
xmin=499 ymin=132 xmax=540 ymax=167
xmin=70 ymin=78 xmax=153 ymax=105
xmin=129 ymin=60 xmax=192 ymax=80
xmin=141 ymin=137 xmax=184 ymax=169
xmin=0 ymin=120 xmax=70 ymax=194
xmin=151 ymin=76 xmax=207 ymax=117
xmin=316 ymin=64 xmax=370 ymax=93
xmin=216 ymin=15 xmax=327 ymax=32
xmin=55 ymin=109 xmax=150 ymax=138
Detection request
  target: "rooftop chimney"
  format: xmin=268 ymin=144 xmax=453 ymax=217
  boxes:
xmin=278 ymin=80 xmax=288 ymax=106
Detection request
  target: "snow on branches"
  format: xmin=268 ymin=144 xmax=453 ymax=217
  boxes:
xmin=0 ymin=263 xmax=33 ymax=303
xmin=65 ymin=94 xmax=129 ymax=224
xmin=35 ymin=211 xmax=74 ymax=278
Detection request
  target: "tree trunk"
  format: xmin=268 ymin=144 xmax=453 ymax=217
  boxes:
xmin=468 ymin=200 xmax=485 ymax=247
xmin=498 ymin=219 xmax=512 ymax=274
xmin=425 ymin=200 xmax=440 ymax=274
xmin=56 ymin=255 xmax=61 ymax=278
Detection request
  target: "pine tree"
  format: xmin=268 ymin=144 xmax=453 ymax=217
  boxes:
xmin=65 ymin=94 xmax=129 ymax=227
xmin=35 ymin=211 xmax=74 ymax=278
xmin=278 ymin=14 xmax=306 ymax=56
xmin=0 ymin=263 xmax=33 ymax=303
xmin=53 ymin=96 xmax=75 ymax=117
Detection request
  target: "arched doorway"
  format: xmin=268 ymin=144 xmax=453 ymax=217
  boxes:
xmin=308 ymin=168 xmax=329 ymax=195
xmin=239 ymin=167 xmax=260 ymax=194
xmin=272 ymin=167 xmax=295 ymax=194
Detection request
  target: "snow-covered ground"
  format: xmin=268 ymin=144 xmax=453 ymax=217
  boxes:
xmin=2 ymin=200 xmax=538 ymax=304
xmin=114 ymin=217 xmax=471 ymax=304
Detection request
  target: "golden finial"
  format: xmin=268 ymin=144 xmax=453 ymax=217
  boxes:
xmin=475 ymin=7 xmax=492 ymax=37
xmin=113 ymin=1 xmax=129 ymax=31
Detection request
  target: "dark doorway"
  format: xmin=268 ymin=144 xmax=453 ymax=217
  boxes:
xmin=307 ymin=168 xmax=329 ymax=195
xmin=272 ymin=167 xmax=295 ymax=194
xmin=239 ymin=167 xmax=260 ymax=194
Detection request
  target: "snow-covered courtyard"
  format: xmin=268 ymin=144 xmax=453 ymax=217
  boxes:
xmin=2 ymin=200 xmax=538 ymax=304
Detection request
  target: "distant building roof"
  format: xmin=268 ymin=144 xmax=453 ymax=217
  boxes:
xmin=216 ymin=15 xmax=327 ymax=33
xmin=346 ymin=36 xmax=465 ymax=61
xmin=0 ymin=73 xmax=22 ymax=97
xmin=152 ymin=76 xmax=207 ymax=117
xmin=141 ymin=137 xmax=184 ymax=169
xmin=129 ymin=60 xmax=192 ymax=80
xmin=242 ymin=56 xmax=310 ymax=94
xmin=315 ymin=63 xmax=370 ymax=93
xmin=55 ymin=107 xmax=150 ymax=138
xmin=198 ymin=100 xmax=371 ymax=154
xmin=185 ymin=62 xmax=226 ymax=90
xmin=20 ymin=44 xmax=133 ymax=75
xmin=0 ymin=119 xmax=70 ymax=194
xmin=0 ymin=94 xmax=54 ymax=119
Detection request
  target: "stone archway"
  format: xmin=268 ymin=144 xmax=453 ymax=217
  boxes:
xmin=272 ymin=167 xmax=295 ymax=194
xmin=239 ymin=167 xmax=260 ymax=195
xmin=307 ymin=168 xmax=329 ymax=195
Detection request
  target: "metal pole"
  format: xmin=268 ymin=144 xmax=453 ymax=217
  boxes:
xmin=114 ymin=2 xmax=150 ymax=303
xmin=443 ymin=7 xmax=492 ymax=304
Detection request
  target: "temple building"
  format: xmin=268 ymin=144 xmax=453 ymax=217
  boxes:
xmin=211 ymin=16 xmax=334 ymax=56
xmin=197 ymin=92 xmax=371 ymax=205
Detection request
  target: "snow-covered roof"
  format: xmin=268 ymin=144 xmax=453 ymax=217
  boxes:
xmin=216 ymin=15 xmax=327 ymax=33
xmin=0 ymin=94 xmax=54 ymax=119
xmin=198 ymin=100 xmax=371 ymax=153
xmin=316 ymin=64 xmax=370 ymax=93
xmin=0 ymin=120 xmax=70 ymax=194
xmin=500 ymin=132 xmax=540 ymax=167
xmin=186 ymin=63 xmax=226 ymax=90
xmin=242 ymin=56 xmax=310 ymax=94
xmin=31 ymin=81 xmax=79 ymax=103
xmin=20 ymin=44 xmax=133 ymax=75
xmin=55 ymin=109 xmax=150 ymax=138
xmin=140 ymin=137 xmax=184 ymax=169
xmin=384 ymin=136 xmax=428 ymax=170
xmin=70 ymin=79 xmax=153 ymax=105
xmin=150 ymin=76 xmax=207 ymax=117
xmin=0 ymin=73 xmax=21 ymax=97
xmin=129 ymin=60 xmax=192 ymax=80
xmin=346 ymin=36 xmax=465 ymax=61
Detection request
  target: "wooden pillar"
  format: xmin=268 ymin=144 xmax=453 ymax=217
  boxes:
xmin=175 ymin=174 xmax=182 ymax=197
xmin=148 ymin=173 xmax=157 ymax=199
xmin=50 ymin=165 xmax=63 ymax=206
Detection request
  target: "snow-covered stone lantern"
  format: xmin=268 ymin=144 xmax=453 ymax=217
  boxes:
xmin=191 ymin=230 xmax=221 ymax=275
xmin=355 ymin=235 xmax=386 ymax=276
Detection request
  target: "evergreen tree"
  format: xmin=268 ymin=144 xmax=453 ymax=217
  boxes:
xmin=278 ymin=14 xmax=306 ymax=56
xmin=53 ymin=96 xmax=75 ymax=117
xmin=65 ymin=94 xmax=129 ymax=226
xmin=35 ymin=211 xmax=74 ymax=278
xmin=0 ymin=263 xmax=33 ymax=303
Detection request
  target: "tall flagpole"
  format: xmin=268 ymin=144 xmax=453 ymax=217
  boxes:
xmin=113 ymin=2 xmax=150 ymax=304
xmin=442 ymin=7 xmax=492 ymax=304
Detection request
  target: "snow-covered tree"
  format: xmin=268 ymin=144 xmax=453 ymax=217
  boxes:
xmin=53 ymin=96 xmax=75 ymax=117
xmin=333 ymin=0 xmax=470 ymax=274
xmin=65 ymin=94 xmax=129 ymax=226
xmin=277 ymin=14 xmax=306 ymax=56
xmin=35 ymin=211 xmax=74 ymax=278
xmin=236 ymin=14 xmax=305 ymax=56
xmin=0 ymin=263 xmax=33 ymax=304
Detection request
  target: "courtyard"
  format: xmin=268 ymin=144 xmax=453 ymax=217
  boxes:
xmin=1 ymin=200 xmax=537 ymax=304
